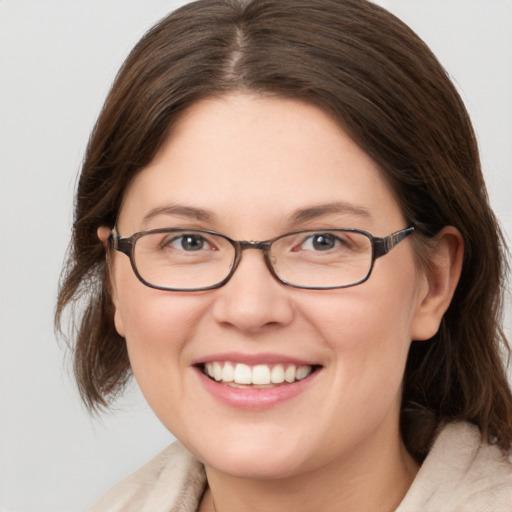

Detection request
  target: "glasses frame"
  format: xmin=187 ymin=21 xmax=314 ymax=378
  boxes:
xmin=109 ymin=226 xmax=415 ymax=292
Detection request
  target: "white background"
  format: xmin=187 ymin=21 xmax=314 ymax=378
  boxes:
xmin=0 ymin=1 xmax=510 ymax=511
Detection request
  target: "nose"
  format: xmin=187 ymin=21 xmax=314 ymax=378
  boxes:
xmin=211 ymin=249 xmax=294 ymax=334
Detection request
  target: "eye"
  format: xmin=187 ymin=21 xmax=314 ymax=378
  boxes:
xmin=300 ymin=233 xmax=341 ymax=251
xmin=164 ymin=233 xmax=213 ymax=251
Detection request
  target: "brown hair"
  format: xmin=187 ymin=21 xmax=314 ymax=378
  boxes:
xmin=55 ymin=0 xmax=512 ymax=461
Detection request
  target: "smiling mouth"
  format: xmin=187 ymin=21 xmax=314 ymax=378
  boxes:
xmin=200 ymin=362 xmax=320 ymax=388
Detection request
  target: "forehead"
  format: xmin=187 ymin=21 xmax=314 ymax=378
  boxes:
xmin=119 ymin=94 xmax=404 ymax=236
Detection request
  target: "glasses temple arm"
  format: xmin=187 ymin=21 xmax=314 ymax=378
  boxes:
xmin=373 ymin=227 xmax=415 ymax=259
xmin=108 ymin=226 xmax=132 ymax=256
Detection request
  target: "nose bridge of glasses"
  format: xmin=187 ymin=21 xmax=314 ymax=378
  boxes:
xmin=229 ymin=239 xmax=277 ymax=282
xmin=237 ymin=240 xmax=272 ymax=252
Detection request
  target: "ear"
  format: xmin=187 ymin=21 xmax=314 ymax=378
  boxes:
xmin=97 ymin=226 xmax=126 ymax=337
xmin=411 ymin=226 xmax=464 ymax=341
xmin=97 ymin=225 xmax=111 ymax=247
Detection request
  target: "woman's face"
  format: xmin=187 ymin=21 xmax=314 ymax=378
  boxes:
xmin=110 ymin=94 xmax=430 ymax=479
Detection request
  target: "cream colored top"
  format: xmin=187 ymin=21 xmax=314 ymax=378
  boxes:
xmin=90 ymin=422 xmax=512 ymax=512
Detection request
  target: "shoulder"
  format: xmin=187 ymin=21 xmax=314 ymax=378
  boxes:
xmin=397 ymin=422 xmax=512 ymax=512
xmin=89 ymin=441 xmax=206 ymax=512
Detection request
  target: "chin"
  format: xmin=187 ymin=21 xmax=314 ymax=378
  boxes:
xmin=209 ymin=452 xmax=308 ymax=481
xmin=185 ymin=433 xmax=311 ymax=480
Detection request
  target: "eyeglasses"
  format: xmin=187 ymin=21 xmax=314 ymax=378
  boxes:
xmin=109 ymin=226 xmax=414 ymax=291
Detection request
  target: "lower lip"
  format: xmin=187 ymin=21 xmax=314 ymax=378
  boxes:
xmin=194 ymin=368 xmax=320 ymax=411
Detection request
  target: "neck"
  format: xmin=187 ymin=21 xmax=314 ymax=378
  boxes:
xmin=200 ymin=427 xmax=419 ymax=512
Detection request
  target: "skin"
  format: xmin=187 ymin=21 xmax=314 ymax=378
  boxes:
xmin=99 ymin=94 xmax=463 ymax=512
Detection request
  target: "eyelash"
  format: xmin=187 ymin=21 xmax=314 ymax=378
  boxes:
xmin=162 ymin=233 xmax=215 ymax=251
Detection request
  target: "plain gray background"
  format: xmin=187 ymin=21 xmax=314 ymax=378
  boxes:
xmin=0 ymin=1 xmax=511 ymax=511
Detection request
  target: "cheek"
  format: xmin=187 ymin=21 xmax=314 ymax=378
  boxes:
xmin=117 ymin=291 xmax=210 ymax=423
xmin=112 ymin=267 xmax=207 ymax=384
xmin=306 ymin=281 xmax=418 ymax=354
xmin=120 ymin=293 xmax=200 ymax=354
xmin=306 ymin=260 xmax=421 ymax=395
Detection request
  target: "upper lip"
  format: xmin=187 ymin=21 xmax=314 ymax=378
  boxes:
xmin=191 ymin=352 xmax=321 ymax=367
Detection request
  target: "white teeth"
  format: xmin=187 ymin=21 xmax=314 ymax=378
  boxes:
xmin=204 ymin=362 xmax=313 ymax=385
xmin=221 ymin=362 xmax=234 ymax=382
xmin=233 ymin=363 xmax=252 ymax=384
xmin=270 ymin=364 xmax=285 ymax=384
xmin=284 ymin=365 xmax=296 ymax=383
xmin=213 ymin=362 xmax=222 ymax=381
xmin=252 ymin=365 xmax=271 ymax=385
xmin=296 ymin=365 xmax=311 ymax=381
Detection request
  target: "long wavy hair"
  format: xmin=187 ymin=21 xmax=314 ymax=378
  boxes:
xmin=56 ymin=0 xmax=512 ymax=461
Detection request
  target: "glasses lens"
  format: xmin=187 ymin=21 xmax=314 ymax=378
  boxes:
xmin=133 ymin=230 xmax=235 ymax=290
xmin=270 ymin=230 xmax=373 ymax=288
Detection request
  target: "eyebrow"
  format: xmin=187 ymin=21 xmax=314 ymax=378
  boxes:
xmin=286 ymin=202 xmax=372 ymax=225
xmin=142 ymin=204 xmax=215 ymax=225
xmin=141 ymin=201 xmax=371 ymax=228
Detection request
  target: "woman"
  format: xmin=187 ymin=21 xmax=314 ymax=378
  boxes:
xmin=56 ymin=0 xmax=512 ymax=510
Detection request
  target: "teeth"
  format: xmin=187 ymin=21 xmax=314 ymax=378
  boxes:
xmin=233 ymin=363 xmax=252 ymax=384
xmin=222 ymin=362 xmax=234 ymax=382
xmin=204 ymin=362 xmax=313 ymax=385
xmin=252 ymin=365 xmax=271 ymax=385
xmin=296 ymin=365 xmax=310 ymax=380
xmin=284 ymin=365 xmax=296 ymax=383
xmin=213 ymin=362 xmax=222 ymax=381
xmin=270 ymin=364 xmax=285 ymax=384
